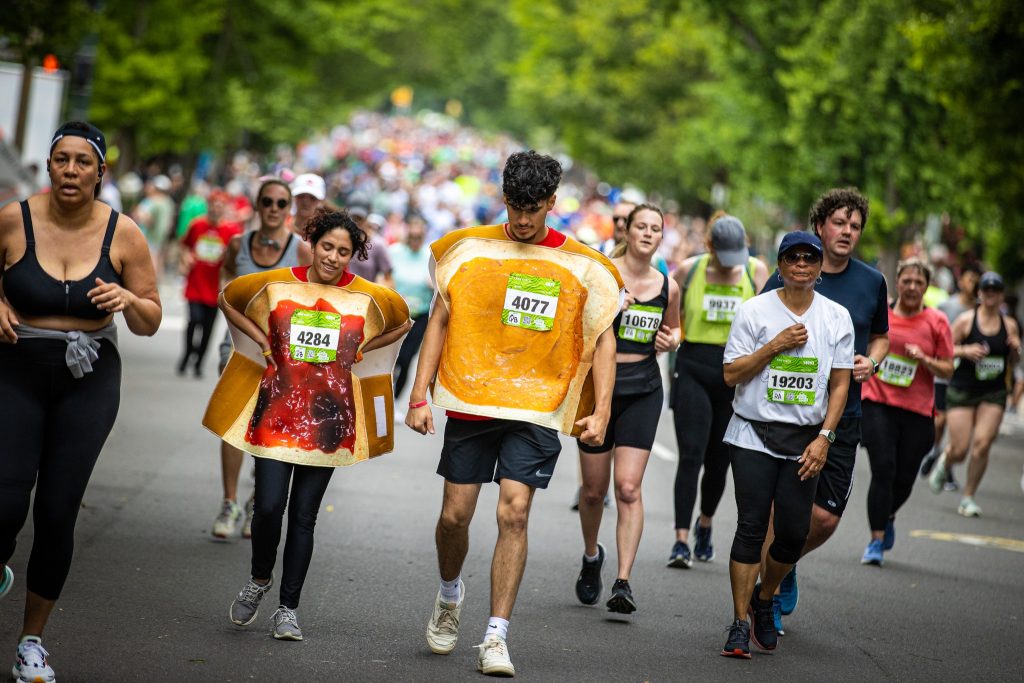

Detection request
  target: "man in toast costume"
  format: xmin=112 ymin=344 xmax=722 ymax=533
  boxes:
xmin=406 ymin=151 xmax=623 ymax=676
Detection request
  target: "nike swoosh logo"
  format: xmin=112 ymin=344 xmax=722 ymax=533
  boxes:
xmin=535 ymin=470 xmax=552 ymax=478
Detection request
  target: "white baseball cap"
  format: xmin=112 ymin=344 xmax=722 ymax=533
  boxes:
xmin=290 ymin=173 xmax=326 ymax=200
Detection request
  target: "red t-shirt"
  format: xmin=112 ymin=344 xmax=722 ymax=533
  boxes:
xmin=863 ymin=306 xmax=954 ymax=417
xmin=183 ymin=218 xmax=241 ymax=305
xmin=447 ymin=225 xmax=569 ymax=421
xmin=290 ymin=265 xmax=355 ymax=287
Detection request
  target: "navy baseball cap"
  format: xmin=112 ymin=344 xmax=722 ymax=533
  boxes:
xmin=978 ymin=271 xmax=1004 ymax=290
xmin=50 ymin=121 xmax=107 ymax=163
xmin=778 ymin=231 xmax=823 ymax=258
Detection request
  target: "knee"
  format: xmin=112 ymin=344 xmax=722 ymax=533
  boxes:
xmin=254 ymin=495 xmax=286 ymax=522
xmin=438 ymin=506 xmax=472 ymax=534
xmin=614 ymin=480 xmax=641 ymax=506
xmin=496 ymin=498 xmax=530 ymax=534
xmin=970 ymin=439 xmax=993 ymax=458
xmin=810 ymin=506 xmax=840 ymax=537
xmin=580 ymin=486 xmax=606 ymax=508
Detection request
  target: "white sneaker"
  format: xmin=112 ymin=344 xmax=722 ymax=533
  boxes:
xmin=477 ymin=635 xmax=515 ymax=677
xmin=928 ymin=453 xmax=948 ymax=495
xmin=213 ymin=499 xmax=243 ymax=539
xmin=426 ymin=581 xmax=464 ymax=654
xmin=958 ymin=497 xmax=982 ymax=517
xmin=0 ymin=565 xmax=12 ymax=600
xmin=12 ymin=638 xmax=55 ymax=683
xmin=242 ymin=493 xmax=255 ymax=539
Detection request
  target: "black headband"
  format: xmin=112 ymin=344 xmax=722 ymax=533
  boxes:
xmin=50 ymin=122 xmax=107 ymax=163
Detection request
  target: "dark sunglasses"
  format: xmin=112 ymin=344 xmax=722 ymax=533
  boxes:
xmin=979 ymin=285 xmax=1004 ymax=292
xmin=260 ymin=197 xmax=289 ymax=209
xmin=782 ymin=251 xmax=822 ymax=265
xmin=613 ymin=216 xmax=628 ymax=224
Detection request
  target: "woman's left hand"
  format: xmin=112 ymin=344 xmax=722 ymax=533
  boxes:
xmin=89 ymin=277 xmax=135 ymax=314
xmin=798 ymin=436 xmax=829 ymax=481
xmin=654 ymin=324 xmax=677 ymax=353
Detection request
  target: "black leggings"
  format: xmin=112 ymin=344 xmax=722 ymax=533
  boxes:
xmin=861 ymin=400 xmax=935 ymax=531
xmin=0 ymin=339 xmax=121 ymax=600
xmin=672 ymin=343 xmax=734 ymax=530
xmin=729 ymin=444 xmax=818 ymax=565
xmin=250 ymin=458 xmax=334 ymax=609
xmin=394 ymin=313 xmax=428 ymax=397
xmin=180 ymin=301 xmax=218 ymax=371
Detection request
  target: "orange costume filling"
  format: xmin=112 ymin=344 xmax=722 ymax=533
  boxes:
xmin=440 ymin=257 xmax=587 ymax=412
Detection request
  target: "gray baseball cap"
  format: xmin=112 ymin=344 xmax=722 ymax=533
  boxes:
xmin=711 ymin=216 xmax=749 ymax=268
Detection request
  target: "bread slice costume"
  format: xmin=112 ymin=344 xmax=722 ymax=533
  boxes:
xmin=430 ymin=225 xmax=623 ymax=435
xmin=203 ymin=267 xmax=410 ymax=467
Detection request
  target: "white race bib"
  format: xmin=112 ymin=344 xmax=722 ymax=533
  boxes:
xmin=289 ymin=309 xmax=341 ymax=363
xmin=618 ymin=305 xmax=663 ymax=344
xmin=195 ymin=234 xmax=225 ymax=263
xmin=878 ymin=354 xmax=918 ymax=387
xmin=502 ymin=273 xmax=561 ymax=332
xmin=767 ymin=355 xmax=818 ymax=406
xmin=975 ymin=356 xmax=1005 ymax=381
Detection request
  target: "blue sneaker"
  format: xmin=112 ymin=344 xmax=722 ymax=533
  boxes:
xmin=883 ymin=519 xmax=895 ymax=551
xmin=772 ymin=595 xmax=785 ymax=636
xmin=693 ymin=525 xmax=715 ymax=562
xmin=778 ymin=566 xmax=798 ymax=615
xmin=861 ymin=539 xmax=884 ymax=566
xmin=0 ymin=565 xmax=12 ymax=600
xmin=667 ymin=541 xmax=693 ymax=569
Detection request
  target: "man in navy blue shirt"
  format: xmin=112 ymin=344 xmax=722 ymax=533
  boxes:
xmin=761 ymin=188 xmax=889 ymax=625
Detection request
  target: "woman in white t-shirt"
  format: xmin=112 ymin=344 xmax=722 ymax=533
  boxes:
xmin=719 ymin=232 xmax=853 ymax=659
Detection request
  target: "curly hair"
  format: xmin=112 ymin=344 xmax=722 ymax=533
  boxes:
xmin=303 ymin=206 xmax=370 ymax=261
xmin=502 ymin=151 xmax=562 ymax=210
xmin=808 ymin=187 xmax=869 ymax=234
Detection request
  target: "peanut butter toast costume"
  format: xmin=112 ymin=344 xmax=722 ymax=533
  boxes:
xmin=430 ymin=225 xmax=623 ymax=435
xmin=203 ymin=267 xmax=410 ymax=467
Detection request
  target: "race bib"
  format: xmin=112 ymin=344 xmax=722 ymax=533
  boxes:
xmin=502 ymin=273 xmax=560 ymax=332
xmin=702 ymin=284 xmax=743 ymax=323
xmin=767 ymin=355 xmax=818 ymax=405
xmin=195 ymin=234 xmax=225 ymax=263
xmin=975 ymin=356 xmax=1005 ymax=381
xmin=289 ymin=310 xmax=341 ymax=363
xmin=878 ymin=354 xmax=918 ymax=387
xmin=618 ymin=305 xmax=663 ymax=344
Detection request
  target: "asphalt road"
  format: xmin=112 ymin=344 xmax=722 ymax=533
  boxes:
xmin=3 ymin=289 xmax=1023 ymax=682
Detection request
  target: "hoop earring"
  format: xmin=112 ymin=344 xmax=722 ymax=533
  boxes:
xmin=777 ymin=272 xmax=783 ymax=283
xmin=816 ymin=276 xmax=823 ymax=284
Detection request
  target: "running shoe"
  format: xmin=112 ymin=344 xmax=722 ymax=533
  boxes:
xmin=861 ymin=539 xmax=884 ymax=566
xmin=944 ymin=468 xmax=960 ymax=492
xmin=958 ymin=497 xmax=982 ymax=517
xmin=426 ymin=580 xmax=464 ymax=655
xmin=883 ymin=518 xmax=896 ymax=551
xmin=693 ymin=525 xmax=715 ymax=562
xmin=230 ymin=576 xmax=274 ymax=626
xmin=242 ymin=493 xmax=255 ymax=540
xmin=606 ymin=579 xmax=637 ymax=614
xmin=919 ymin=449 xmax=938 ymax=477
xmin=570 ymin=487 xmax=580 ymax=511
xmin=778 ymin=566 xmax=799 ymax=616
xmin=772 ymin=595 xmax=785 ymax=636
xmin=928 ymin=453 xmax=948 ymax=494
xmin=721 ymin=619 xmax=751 ymax=659
xmin=272 ymin=606 xmax=303 ymax=641
xmin=667 ymin=541 xmax=693 ymax=569
xmin=12 ymin=637 xmax=55 ymax=683
xmin=0 ymin=565 xmax=12 ymax=601
xmin=575 ymin=543 xmax=605 ymax=605
xmin=477 ymin=635 xmax=515 ymax=677
xmin=212 ymin=499 xmax=243 ymax=539
xmin=748 ymin=585 xmax=778 ymax=651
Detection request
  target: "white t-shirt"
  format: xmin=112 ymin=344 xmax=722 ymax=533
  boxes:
xmin=723 ymin=290 xmax=855 ymax=459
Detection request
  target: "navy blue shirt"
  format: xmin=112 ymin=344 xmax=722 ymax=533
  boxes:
xmin=762 ymin=258 xmax=889 ymax=418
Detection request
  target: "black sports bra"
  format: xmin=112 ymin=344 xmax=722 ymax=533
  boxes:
xmin=614 ymin=273 xmax=670 ymax=355
xmin=3 ymin=201 xmax=123 ymax=320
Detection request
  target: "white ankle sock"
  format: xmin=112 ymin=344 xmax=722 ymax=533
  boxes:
xmin=440 ymin=576 xmax=462 ymax=603
xmin=584 ymin=550 xmax=600 ymax=563
xmin=484 ymin=617 xmax=509 ymax=640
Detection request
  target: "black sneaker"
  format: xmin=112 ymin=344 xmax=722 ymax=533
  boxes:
xmin=575 ymin=543 xmax=605 ymax=605
xmin=748 ymin=585 xmax=778 ymax=651
xmin=919 ymin=450 xmax=938 ymax=477
xmin=606 ymin=579 xmax=637 ymax=614
xmin=693 ymin=525 xmax=715 ymax=562
xmin=721 ymin=619 xmax=751 ymax=659
xmin=667 ymin=540 xmax=693 ymax=568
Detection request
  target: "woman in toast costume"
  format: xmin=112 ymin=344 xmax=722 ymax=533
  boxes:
xmin=204 ymin=207 xmax=410 ymax=640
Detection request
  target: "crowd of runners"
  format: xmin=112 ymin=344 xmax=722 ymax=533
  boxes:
xmin=0 ymin=115 xmax=1021 ymax=681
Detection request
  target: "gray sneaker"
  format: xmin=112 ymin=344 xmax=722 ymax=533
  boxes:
xmin=272 ymin=606 xmax=303 ymax=641
xmin=213 ymin=499 xmax=243 ymax=540
xmin=230 ymin=576 xmax=273 ymax=626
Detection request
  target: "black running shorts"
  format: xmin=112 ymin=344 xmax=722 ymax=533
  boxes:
xmin=814 ymin=417 xmax=861 ymax=517
xmin=438 ymin=417 xmax=562 ymax=489
xmin=577 ymin=384 xmax=663 ymax=453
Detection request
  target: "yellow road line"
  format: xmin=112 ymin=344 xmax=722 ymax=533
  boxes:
xmin=910 ymin=530 xmax=1024 ymax=553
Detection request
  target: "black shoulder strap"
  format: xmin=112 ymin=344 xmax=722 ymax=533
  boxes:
xmin=19 ymin=200 xmax=34 ymax=248
xmin=101 ymin=208 xmax=119 ymax=255
xmin=661 ymin=271 xmax=670 ymax=299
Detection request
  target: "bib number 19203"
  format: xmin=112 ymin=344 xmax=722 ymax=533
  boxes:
xmin=767 ymin=354 xmax=818 ymax=405
xmin=502 ymin=273 xmax=561 ymax=332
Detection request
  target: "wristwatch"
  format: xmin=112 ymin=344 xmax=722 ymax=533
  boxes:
xmin=819 ymin=429 xmax=836 ymax=444
xmin=870 ymin=357 xmax=881 ymax=374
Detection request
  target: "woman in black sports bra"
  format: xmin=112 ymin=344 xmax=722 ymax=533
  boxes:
xmin=573 ymin=203 xmax=681 ymax=616
xmin=0 ymin=121 xmax=161 ymax=682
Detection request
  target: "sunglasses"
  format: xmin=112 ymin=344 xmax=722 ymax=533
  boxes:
xmin=979 ymin=285 xmax=1004 ymax=292
xmin=782 ymin=251 xmax=822 ymax=265
xmin=260 ymin=197 xmax=289 ymax=209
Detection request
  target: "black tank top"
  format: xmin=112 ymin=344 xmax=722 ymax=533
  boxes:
xmin=3 ymin=201 xmax=122 ymax=320
xmin=951 ymin=310 xmax=1010 ymax=393
xmin=614 ymin=272 xmax=670 ymax=355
